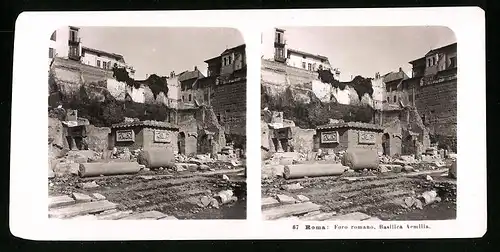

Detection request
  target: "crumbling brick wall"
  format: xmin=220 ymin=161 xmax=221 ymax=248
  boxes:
xmin=211 ymin=79 xmax=246 ymax=136
xmin=415 ymin=78 xmax=457 ymax=138
xmin=195 ymin=106 xmax=226 ymax=154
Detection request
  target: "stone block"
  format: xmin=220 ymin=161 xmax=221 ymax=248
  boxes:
xmin=262 ymin=197 xmax=279 ymax=206
xmin=281 ymin=183 xmax=303 ymax=190
xmin=72 ymin=192 xmax=92 ymax=203
xmin=49 ymin=195 xmax=75 ymax=208
xmin=391 ymin=165 xmax=403 ymax=173
xmin=296 ymin=195 xmax=310 ymax=202
xmin=54 ymin=162 xmax=80 ymax=176
xmin=403 ymin=165 xmax=415 ymax=172
xmin=92 ymin=193 xmax=106 ymax=201
xmin=276 ymin=194 xmax=297 ymax=204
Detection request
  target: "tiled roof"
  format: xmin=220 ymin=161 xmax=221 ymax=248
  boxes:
xmin=205 ymin=44 xmax=246 ymax=63
xmin=221 ymin=44 xmax=246 ymax=55
xmin=178 ymin=69 xmax=205 ymax=82
xmin=383 ymin=71 xmax=408 ymax=83
xmin=287 ymin=48 xmax=329 ymax=61
xmin=81 ymin=46 xmax=125 ymax=63
xmin=425 ymin=42 xmax=457 ymax=57
xmin=111 ymin=120 xmax=179 ymax=129
xmin=316 ymin=122 xmax=384 ymax=131
xmin=409 ymin=42 xmax=457 ymax=63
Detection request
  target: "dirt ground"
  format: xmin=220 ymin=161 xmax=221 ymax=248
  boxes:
xmin=49 ymin=166 xmax=247 ymax=220
xmin=262 ymin=162 xmax=456 ymax=221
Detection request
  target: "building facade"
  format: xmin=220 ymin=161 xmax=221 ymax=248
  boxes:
xmin=178 ymin=67 xmax=205 ymax=108
xmin=410 ymin=43 xmax=457 ymax=145
xmin=49 ymin=26 xmax=82 ymax=66
xmin=263 ymin=28 xmax=336 ymax=73
xmin=383 ymin=67 xmax=411 ymax=106
xmin=49 ymin=26 xmax=135 ymax=77
xmin=207 ymin=44 xmax=247 ymax=138
xmin=80 ymin=47 xmax=135 ymax=77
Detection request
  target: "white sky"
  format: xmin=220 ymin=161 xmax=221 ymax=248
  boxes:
xmin=264 ymin=26 xmax=456 ymax=81
xmin=77 ymin=27 xmax=244 ymax=79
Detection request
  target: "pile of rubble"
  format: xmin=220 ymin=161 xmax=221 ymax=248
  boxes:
xmin=396 ymin=190 xmax=443 ymax=210
xmin=263 ymin=152 xmax=306 ymax=166
xmin=50 ymin=149 xmax=103 ymax=178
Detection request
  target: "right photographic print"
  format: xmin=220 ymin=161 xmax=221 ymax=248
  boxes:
xmin=260 ymin=26 xmax=457 ymax=221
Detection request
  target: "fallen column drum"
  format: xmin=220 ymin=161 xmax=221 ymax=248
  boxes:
xmin=341 ymin=148 xmax=380 ymax=170
xmin=283 ymin=163 xmax=349 ymax=179
xmin=79 ymin=162 xmax=141 ymax=177
xmin=138 ymin=148 xmax=174 ymax=169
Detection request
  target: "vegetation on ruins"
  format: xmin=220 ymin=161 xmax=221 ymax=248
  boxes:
xmin=50 ymin=85 xmax=172 ymax=127
xmin=261 ymin=85 xmax=374 ymax=129
xmin=317 ymin=69 xmax=374 ymax=100
xmin=112 ymin=66 xmax=169 ymax=99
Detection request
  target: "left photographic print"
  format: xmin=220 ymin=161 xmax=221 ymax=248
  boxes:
xmin=47 ymin=26 xmax=247 ymax=220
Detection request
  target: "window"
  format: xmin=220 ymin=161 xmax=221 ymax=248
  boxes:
xmin=188 ymin=94 xmax=192 ymax=102
xmin=69 ymin=29 xmax=78 ymax=42
xmin=49 ymin=48 xmax=55 ymax=58
xmin=450 ymin=57 xmax=457 ymax=68
xmin=50 ymin=31 xmax=56 ymax=41
xmin=275 ymin=32 xmax=282 ymax=44
xmin=182 ymin=95 xmax=185 ymax=102
xmin=275 ymin=48 xmax=285 ymax=59
xmin=228 ymin=55 xmax=232 ymax=65
xmin=393 ymin=96 xmax=397 ymax=103
xmin=308 ymin=63 xmax=312 ymax=71
xmin=97 ymin=60 xmax=101 ymax=68
xmin=302 ymin=62 xmax=306 ymax=69
xmin=387 ymin=97 xmax=390 ymax=103
xmin=69 ymin=46 xmax=79 ymax=58
xmin=432 ymin=57 xmax=436 ymax=66
xmin=102 ymin=61 xmax=106 ymax=69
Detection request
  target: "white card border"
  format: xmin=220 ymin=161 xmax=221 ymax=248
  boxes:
xmin=10 ymin=7 xmax=486 ymax=240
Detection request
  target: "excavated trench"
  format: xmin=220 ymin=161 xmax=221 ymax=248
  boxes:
xmin=262 ymin=167 xmax=456 ymax=220
xmin=49 ymin=170 xmax=247 ymax=220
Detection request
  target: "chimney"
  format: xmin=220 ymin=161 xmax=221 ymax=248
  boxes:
xmin=194 ymin=66 xmax=198 ymax=71
xmin=399 ymin=67 xmax=403 ymax=72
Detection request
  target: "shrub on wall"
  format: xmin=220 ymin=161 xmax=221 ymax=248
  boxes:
xmin=51 ymin=89 xmax=174 ymax=127
xmin=112 ymin=66 xmax=169 ymax=100
xmin=262 ymin=86 xmax=374 ymax=129
xmin=317 ymin=70 xmax=373 ymax=99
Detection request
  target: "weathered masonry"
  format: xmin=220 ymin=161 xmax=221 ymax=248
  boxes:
xmin=110 ymin=120 xmax=179 ymax=153
xmin=407 ymin=42 xmax=457 ymax=150
xmin=314 ymin=122 xmax=384 ymax=153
